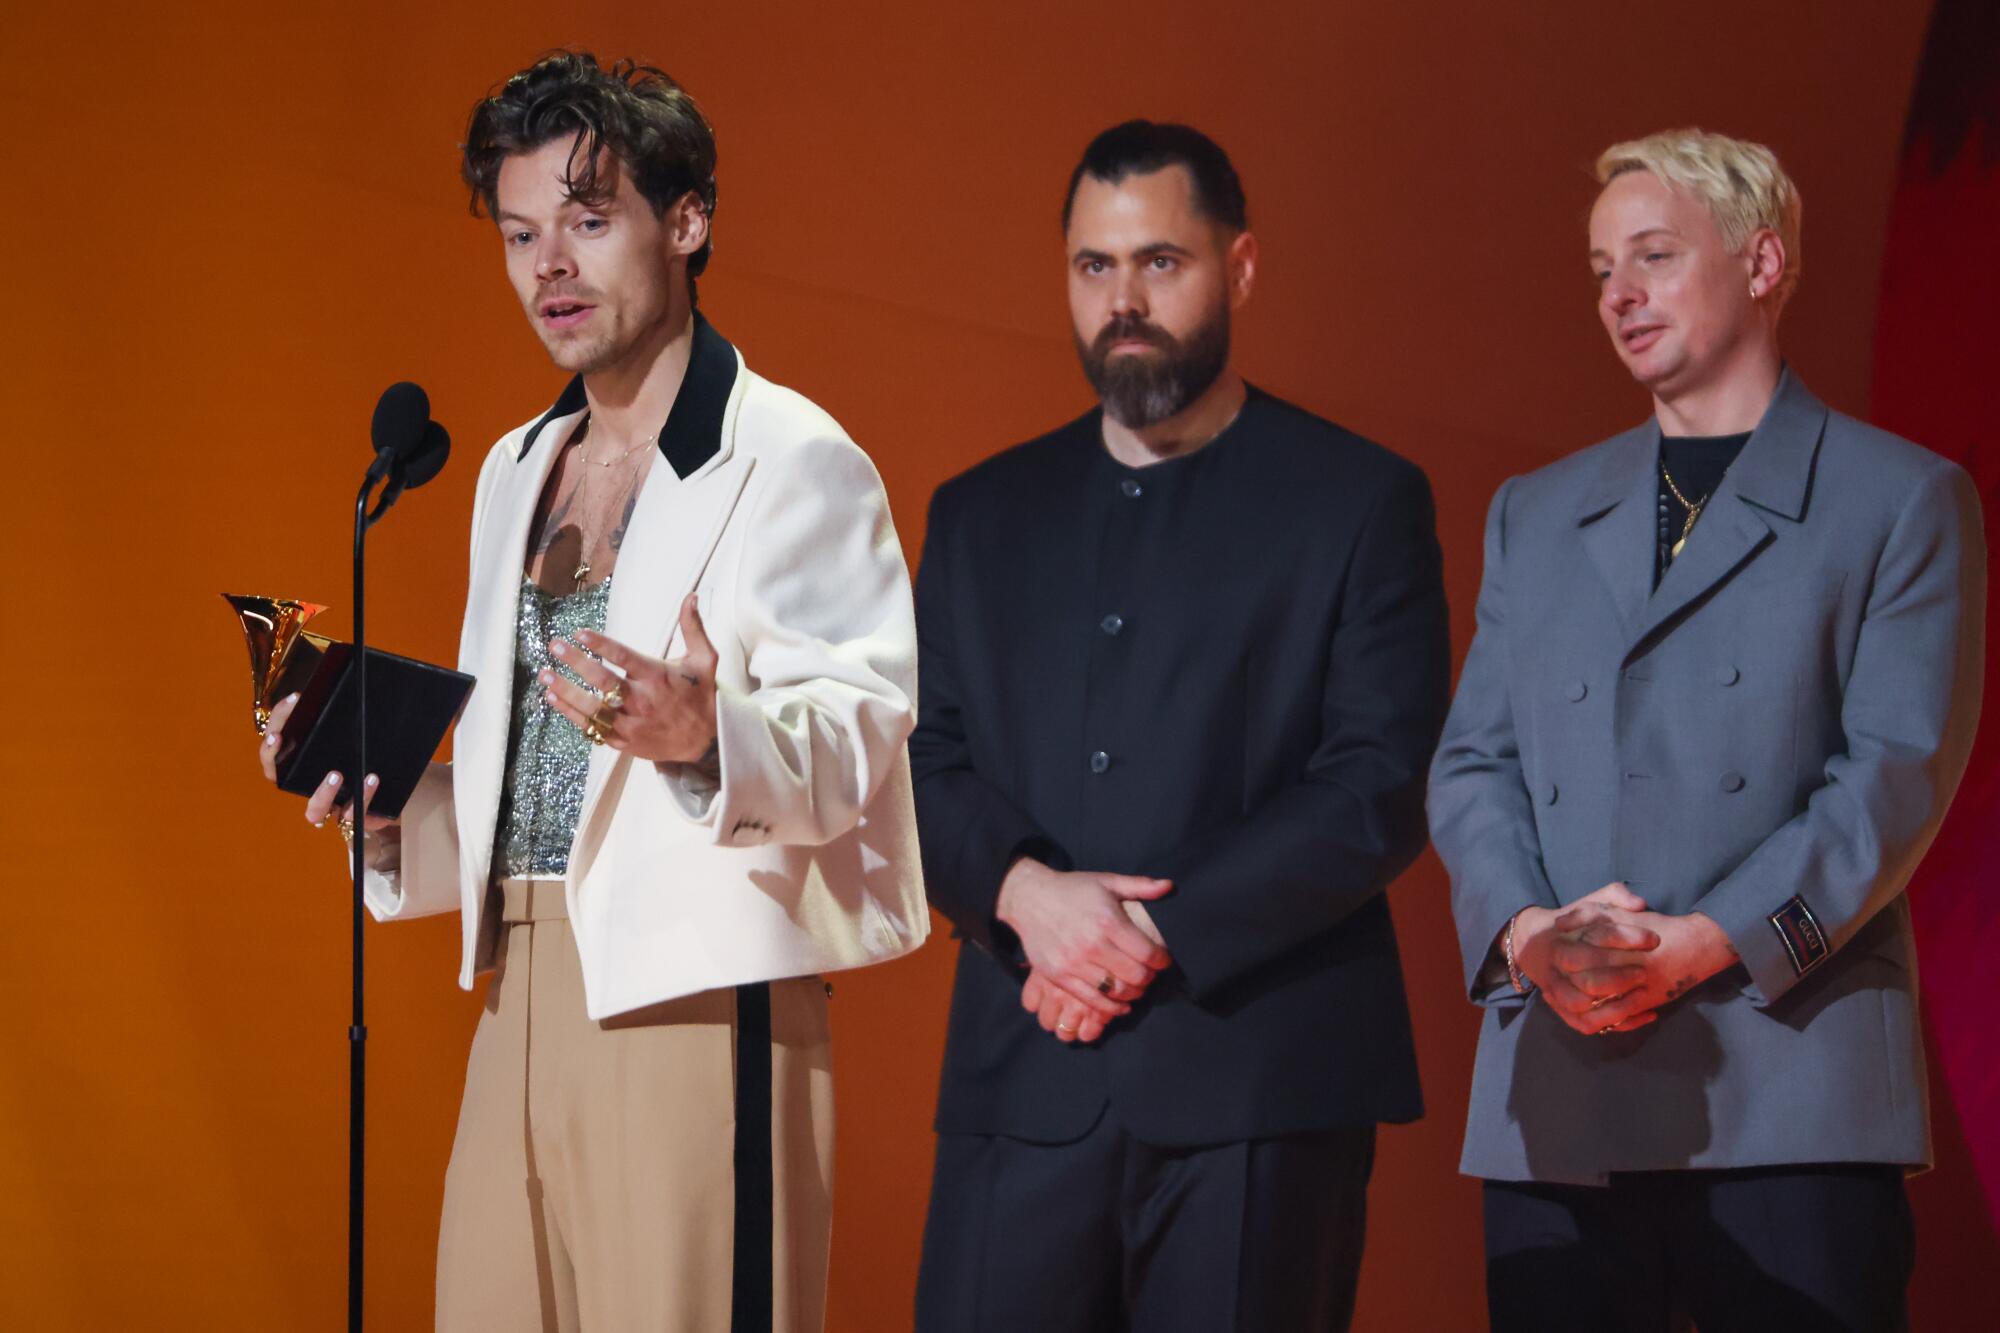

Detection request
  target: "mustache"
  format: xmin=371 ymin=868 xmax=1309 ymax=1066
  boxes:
xmin=539 ymin=282 xmax=601 ymax=305
xmin=1090 ymin=314 xmax=1176 ymax=356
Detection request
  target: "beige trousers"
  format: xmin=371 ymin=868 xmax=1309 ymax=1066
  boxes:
xmin=435 ymin=879 xmax=834 ymax=1333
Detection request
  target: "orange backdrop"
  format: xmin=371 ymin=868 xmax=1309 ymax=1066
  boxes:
xmin=0 ymin=2 xmax=1970 ymax=1328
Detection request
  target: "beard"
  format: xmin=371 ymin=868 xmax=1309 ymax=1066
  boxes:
xmin=1074 ymin=303 xmax=1231 ymax=429
xmin=545 ymin=327 xmax=624 ymax=374
xmin=529 ymin=280 xmax=661 ymax=375
xmin=538 ymin=303 xmax=627 ymax=375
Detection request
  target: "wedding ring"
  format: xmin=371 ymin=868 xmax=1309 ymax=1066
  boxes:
xmin=1096 ymin=975 xmax=1115 ymax=995
xmin=1056 ymin=1021 xmax=1077 ymax=1034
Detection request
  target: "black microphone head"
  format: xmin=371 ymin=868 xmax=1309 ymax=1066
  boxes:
xmin=401 ymin=420 xmax=451 ymax=490
xmin=370 ymin=381 xmax=431 ymax=460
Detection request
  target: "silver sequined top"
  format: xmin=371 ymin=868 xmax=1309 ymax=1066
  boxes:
xmin=493 ymin=574 xmax=613 ymax=878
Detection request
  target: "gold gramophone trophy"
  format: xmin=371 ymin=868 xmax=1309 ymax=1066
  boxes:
xmin=221 ymin=591 xmax=475 ymax=815
xmin=222 ymin=593 xmax=333 ymax=733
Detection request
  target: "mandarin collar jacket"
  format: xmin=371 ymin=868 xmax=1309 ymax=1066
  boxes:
xmin=913 ymin=390 xmax=1453 ymax=1146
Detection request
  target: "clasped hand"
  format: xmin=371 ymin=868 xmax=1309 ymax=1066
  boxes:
xmin=1510 ymin=883 xmax=1738 ymax=1036
xmin=998 ymin=857 xmax=1174 ymax=1045
xmin=541 ymin=593 xmax=719 ymax=763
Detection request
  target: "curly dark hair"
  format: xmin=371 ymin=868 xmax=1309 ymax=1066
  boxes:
xmin=462 ymin=52 xmax=719 ymax=281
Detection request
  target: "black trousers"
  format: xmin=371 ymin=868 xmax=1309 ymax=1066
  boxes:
xmin=915 ymin=1105 xmax=1376 ymax=1333
xmin=1484 ymin=1164 xmax=1915 ymax=1333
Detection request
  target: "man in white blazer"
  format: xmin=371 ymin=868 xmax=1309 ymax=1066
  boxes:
xmin=256 ymin=52 xmax=926 ymax=1332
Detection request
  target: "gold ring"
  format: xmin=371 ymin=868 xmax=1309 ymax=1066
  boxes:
xmin=335 ymin=816 xmax=356 ymax=846
xmin=1056 ymin=1021 xmax=1077 ymax=1033
xmin=602 ymin=683 xmax=625 ymax=711
xmin=1097 ymin=975 xmax=1115 ymax=995
xmin=584 ymin=719 xmax=609 ymax=746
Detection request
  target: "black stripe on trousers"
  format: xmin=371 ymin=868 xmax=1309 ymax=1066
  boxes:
xmin=732 ymin=982 xmax=773 ymax=1333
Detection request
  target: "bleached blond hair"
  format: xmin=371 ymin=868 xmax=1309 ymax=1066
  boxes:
xmin=1596 ymin=129 xmax=1802 ymax=307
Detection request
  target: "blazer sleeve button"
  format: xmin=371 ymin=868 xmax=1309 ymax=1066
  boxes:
xmin=1541 ymin=782 xmax=1559 ymax=806
xmin=1720 ymin=771 xmax=1746 ymax=793
xmin=1717 ymin=664 xmax=1741 ymax=686
xmin=1565 ymin=680 xmax=1588 ymax=702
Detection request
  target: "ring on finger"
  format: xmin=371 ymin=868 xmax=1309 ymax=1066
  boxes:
xmin=602 ymin=683 xmax=625 ymax=711
xmin=1056 ymin=1020 xmax=1077 ymax=1033
xmin=1096 ymin=974 xmax=1115 ymax=995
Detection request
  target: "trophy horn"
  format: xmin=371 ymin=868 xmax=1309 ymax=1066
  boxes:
xmin=222 ymin=593 xmax=330 ymax=733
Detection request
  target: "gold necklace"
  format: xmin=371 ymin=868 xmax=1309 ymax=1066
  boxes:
xmin=577 ymin=413 xmax=658 ymax=466
xmin=570 ymin=416 xmax=654 ymax=588
xmin=1660 ymin=462 xmax=1711 ymax=559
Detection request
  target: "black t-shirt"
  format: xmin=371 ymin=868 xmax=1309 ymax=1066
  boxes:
xmin=1657 ymin=431 xmax=1750 ymax=582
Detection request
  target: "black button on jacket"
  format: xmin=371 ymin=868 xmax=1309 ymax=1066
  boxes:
xmin=912 ymin=388 xmax=1452 ymax=1145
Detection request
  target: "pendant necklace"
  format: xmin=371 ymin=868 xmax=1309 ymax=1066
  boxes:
xmin=569 ymin=413 xmax=656 ymax=590
xmin=1660 ymin=462 xmax=1711 ymax=560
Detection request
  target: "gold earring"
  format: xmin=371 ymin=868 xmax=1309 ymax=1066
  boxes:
xmin=1749 ymin=282 xmax=1759 ymax=300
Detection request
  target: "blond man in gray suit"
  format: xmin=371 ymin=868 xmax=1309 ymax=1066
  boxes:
xmin=1430 ymin=129 xmax=1984 ymax=1332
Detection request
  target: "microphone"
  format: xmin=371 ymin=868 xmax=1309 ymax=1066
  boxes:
xmin=375 ymin=420 xmax=451 ymax=515
xmin=366 ymin=381 xmax=432 ymax=485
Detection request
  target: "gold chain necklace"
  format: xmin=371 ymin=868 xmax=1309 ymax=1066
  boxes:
xmin=570 ymin=415 xmax=655 ymax=588
xmin=577 ymin=412 xmax=658 ymax=467
xmin=1660 ymin=461 xmax=1711 ymax=559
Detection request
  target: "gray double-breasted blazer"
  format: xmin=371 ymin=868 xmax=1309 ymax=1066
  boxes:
xmin=1429 ymin=369 xmax=1984 ymax=1185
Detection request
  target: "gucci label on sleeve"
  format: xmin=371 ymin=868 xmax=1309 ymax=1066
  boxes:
xmin=1768 ymin=895 xmax=1830 ymax=977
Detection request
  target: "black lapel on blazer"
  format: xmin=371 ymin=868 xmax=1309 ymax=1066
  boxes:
xmin=516 ymin=374 xmax=589 ymax=460
xmin=659 ymin=314 xmax=738 ymax=480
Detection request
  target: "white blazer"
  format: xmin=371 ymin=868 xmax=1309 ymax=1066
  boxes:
xmin=362 ymin=318 xmax=929 ymax=1018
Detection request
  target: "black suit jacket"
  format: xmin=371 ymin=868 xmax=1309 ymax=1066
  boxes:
xmin=914 ymin=388 xmax=1450 ymax=1146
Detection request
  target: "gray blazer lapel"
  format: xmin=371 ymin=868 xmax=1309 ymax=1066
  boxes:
xmin=1631 ymin=368 xmax=1825 ymax=649
xmin=1576 ymin=423 xmax=1659 ymax=644
xmin=1635 ymin=491 xmax=1774 ymax=647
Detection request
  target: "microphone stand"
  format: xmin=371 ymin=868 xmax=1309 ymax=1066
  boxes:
xmin=346 ymin=458 xmax=405 ymax=1333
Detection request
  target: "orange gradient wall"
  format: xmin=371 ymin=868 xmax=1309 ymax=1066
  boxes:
xmin=0 ymin=2 xmax=1964 ymax=1328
